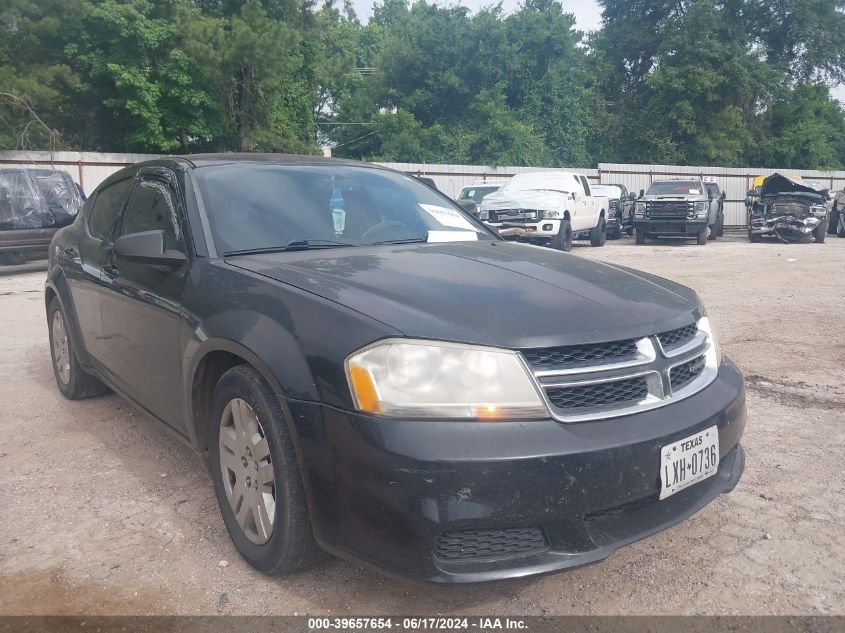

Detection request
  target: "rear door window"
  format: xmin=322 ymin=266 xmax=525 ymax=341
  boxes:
xmin=89 ymin=178 xmax=134 ymax=239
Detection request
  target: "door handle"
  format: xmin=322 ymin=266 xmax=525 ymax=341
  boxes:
xmin=103 ymin=263 xmax=119 ymax=277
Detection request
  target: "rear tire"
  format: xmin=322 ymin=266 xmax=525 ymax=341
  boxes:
xmin=550 ymin=219 xmax=573 ymax=252
xmin=696 ymin=227 xmax=708 ymax=245
xmin=590 ymin=216 xmax=607 ymax=247
xmin=209 ymin=364 xmax=325 ymax=575
xmin=47 ymin=297 xmax=108 ymax=399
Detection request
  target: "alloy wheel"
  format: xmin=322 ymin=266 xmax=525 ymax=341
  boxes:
xmin=218 ymin=398 xmax=276 ymax=545
xmin=52 ymin=310 xmax=71 ymax=385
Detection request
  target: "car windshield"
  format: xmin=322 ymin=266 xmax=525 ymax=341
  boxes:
xmin=592 ymin=185 xmax=622 ymax=198
xmin=195 ymin=164 xmax=494 ymax=254
xmin=647 ymin=181 xmax=702 ymax=195
xmin=459 ymin=186 xmax=499 ymax=202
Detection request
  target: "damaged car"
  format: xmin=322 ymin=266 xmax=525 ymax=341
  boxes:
xmin=0 ymin=168 xmax=84 ymax=264
xmin=746 ymin=173 xmax=829 ymax=243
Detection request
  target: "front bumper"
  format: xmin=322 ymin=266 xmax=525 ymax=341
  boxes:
xmin=289 ymin=359 xmax=747 ymax=583
xmin=488 ymin=219 xmax=560 ymax=239
xmin=634 ymin=218 xmax=707 ymax=237
xmin=749 ymin=215 xmax=822 ymax=241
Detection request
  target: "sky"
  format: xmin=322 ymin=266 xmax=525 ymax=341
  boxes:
xmin=347 ymin=0 xmax=845 ymax=103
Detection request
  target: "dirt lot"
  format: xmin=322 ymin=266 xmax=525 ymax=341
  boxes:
xmin=0 ymin=233 xmax=842 ymax=616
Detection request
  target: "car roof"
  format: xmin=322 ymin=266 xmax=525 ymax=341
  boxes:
xmin=172 ymin=152 xmax=374 ymax=169
xmin=91 ymin=153 xmax=397 ymax=193
xmin=461 ymin=182 xmax=504 ymax=188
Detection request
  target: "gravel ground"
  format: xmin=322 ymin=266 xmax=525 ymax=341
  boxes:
xmin=0 ymin=233 xmax=842 ymax=616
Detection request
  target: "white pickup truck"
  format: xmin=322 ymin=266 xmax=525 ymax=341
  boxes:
xmin=478 ymin=172 xmax=609 ymax=252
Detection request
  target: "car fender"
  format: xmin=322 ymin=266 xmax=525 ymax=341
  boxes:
xmin=182 ymin=309 xmax=319 ymax=446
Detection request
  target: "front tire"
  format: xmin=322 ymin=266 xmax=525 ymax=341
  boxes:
xmin=814 ymin=217 xmax=827 ymax=243
xmin=717 ymin=214 xmax=724 ymax=237
xmin=550 ymin=219 xmax=573 ymax=252
xmin=47 ymin=297 xmax=107 ymax=399
xmin=209 ymin=364 xmax=324 ymax=575
xmin=635 ymin=229 xmax=646 ymax=244
xmin=590 ymin=216 xmax=607 ymax=247
xmin=696 ymin=227 xmax=708 ymax=245
xmin=828 ymin=207 xmax=839 ymax=234
xmin=838 ymin=213 xmax=845 ymax=237
xmin=708 ymin=223 xmax=717 ymax=240
xmin=748 ymin=228 xmax=761 ymax=243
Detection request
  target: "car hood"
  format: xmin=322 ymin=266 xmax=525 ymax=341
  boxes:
xmin=228 ymin=241 xmax=701 ymax=349
xmin=479 ymin=189 xmax=568 ymax=212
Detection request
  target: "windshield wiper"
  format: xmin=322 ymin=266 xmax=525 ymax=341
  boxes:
xmin=371 ymin=237 xmax=429 ymax=245
xmin=224 ymin=239 xmax=357 ymax=256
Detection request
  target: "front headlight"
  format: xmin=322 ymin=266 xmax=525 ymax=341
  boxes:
xmin=697 ymin=316 xmax=722 ymax=366
xmin=478 ymin=208 xmax=489 ymax=221
xmin=541 ymin=210 xmax=562 ymax=219
xmin=693 ymin=201 xmax=708 ymax=217
xmin=346 ymin=339 xmax=548 ymax=419
xmin=635 ymin=202 xmax=646 ymax=216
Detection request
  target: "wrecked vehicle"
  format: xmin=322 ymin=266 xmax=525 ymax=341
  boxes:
xmin=0 ymin=168 xmax=84 ymax=264
xmin=46 ymin=154 xmax=745 ymax=583
xmin=479 ymin=172 xmax=609 ymax=251
xmin=746 ymin=173 xmax=829 ymax=243
xmin=592 ymin=183 xmax=634 ymax=239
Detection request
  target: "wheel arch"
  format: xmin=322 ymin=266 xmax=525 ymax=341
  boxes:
xmin=186 ymin=337 xmax=305 ymax=454
xmin=45 ymin=272 xmax=91 ymax=368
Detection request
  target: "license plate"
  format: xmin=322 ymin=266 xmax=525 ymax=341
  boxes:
xmin=660 ymin=425 xmax=719 ymax=500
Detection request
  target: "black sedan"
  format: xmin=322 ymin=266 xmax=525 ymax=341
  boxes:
xmin=46 ymin=154 xmax=746 ymax=583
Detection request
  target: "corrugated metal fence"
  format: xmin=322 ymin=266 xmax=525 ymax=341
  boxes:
xmin=3 ymin=151 xmax=843 ymax=227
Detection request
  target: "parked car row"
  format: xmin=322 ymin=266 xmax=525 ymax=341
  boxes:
xmin=434 ymin=172 xmax=844 ymax=248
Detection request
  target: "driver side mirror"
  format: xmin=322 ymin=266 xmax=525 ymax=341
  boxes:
xmin=114 ymin=230 xmax=186 ymax=268
xmin=455 ymin=199 xmax=478 ymax=217
xmin=628 ymin=192 xmax=636 ymax=201
xmin=721 ymin=191 xmax=726 ymax=200
xmin=638 ymin=189 xmax=645 ymax=199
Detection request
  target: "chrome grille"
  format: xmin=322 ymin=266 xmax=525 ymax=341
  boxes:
xmin=546 ymin=377 xmax=649 ymax=411
xmin=522 ymin=319 xmax=717 ymax=422
xmin=670 ymin=355 xmax=706 ymax=391
xmin=435 ymin=527 xmax=548 ymax=562
xmin=522 ymin=339 xmax=639 ymax=370
xmin=658 ymin=324 xmax=697 ymax=351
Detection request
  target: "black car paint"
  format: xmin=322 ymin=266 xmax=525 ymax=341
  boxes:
xmin=46 ymin=154 xmax=746 ymax=583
